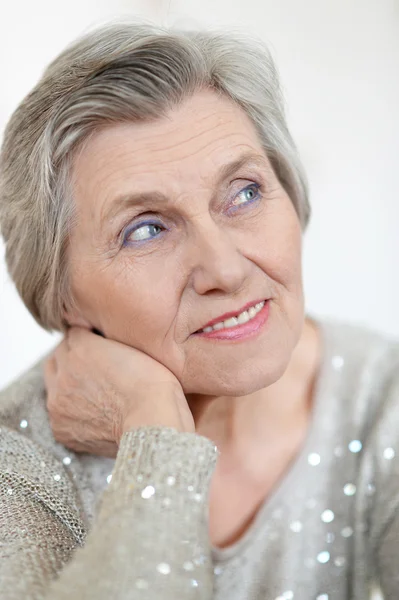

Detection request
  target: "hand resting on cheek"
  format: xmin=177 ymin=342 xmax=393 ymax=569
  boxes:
xmin=44 ymin=326 xmax=195 ymax=458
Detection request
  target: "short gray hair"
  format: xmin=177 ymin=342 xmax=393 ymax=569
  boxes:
xmin=0 ymin=21 xmax=310 ymax=332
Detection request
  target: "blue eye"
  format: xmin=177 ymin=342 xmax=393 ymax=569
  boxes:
xmin=121 ymin=183 xmax=261 ymax=247
xmin=231 ymin=183 xmax=261 ymax=208
xmin=123 ymin=221 xmax=164 ymax=245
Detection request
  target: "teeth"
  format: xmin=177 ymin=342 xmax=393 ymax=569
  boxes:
xmin=200 ymin=301 xmax=265 ymax=333
xmin=224 ymin=317 xmax=239 ymax=328
xmin=237 ymin=310 xmax=249 ymax=324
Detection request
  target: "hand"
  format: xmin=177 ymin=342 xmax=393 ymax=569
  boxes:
xmin=44 ymin=327 xmax=195 ymax=458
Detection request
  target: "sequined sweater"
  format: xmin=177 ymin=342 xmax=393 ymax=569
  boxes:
xmin=1 ymin=319 xmax=399 ymax=599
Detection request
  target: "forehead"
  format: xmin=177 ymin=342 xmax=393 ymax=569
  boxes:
xmin=70 ymin=89 xmax=269 ymax=232
xmin=72 ymin=89 xmax=265 ymax=187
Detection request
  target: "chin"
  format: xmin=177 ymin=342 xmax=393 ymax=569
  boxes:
xmin=183 ymin=353 xmax=291 ymax=397
xmin=181 ymin=303 xmax=304 ymax=397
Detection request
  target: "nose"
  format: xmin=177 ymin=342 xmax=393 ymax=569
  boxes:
xmin=187 ymin=217 xmax=250 ymax=296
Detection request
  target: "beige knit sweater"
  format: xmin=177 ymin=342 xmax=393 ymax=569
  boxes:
xmin=1 ymin=319 xmax=399 ymax=599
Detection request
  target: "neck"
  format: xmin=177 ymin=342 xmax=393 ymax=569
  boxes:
xmin=188 ymin=317 xmax=321 ymax=463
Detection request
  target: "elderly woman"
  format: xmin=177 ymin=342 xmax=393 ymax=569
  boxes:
xmin=0 ymin=21 xmax=398 ymax=600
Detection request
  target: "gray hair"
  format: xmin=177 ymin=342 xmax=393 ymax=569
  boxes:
xmin=0 ymin=21 xmax=310 ymax=332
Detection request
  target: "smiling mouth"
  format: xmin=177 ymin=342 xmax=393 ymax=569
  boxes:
xmin=195 ymin=300 xmax=266 ymax=334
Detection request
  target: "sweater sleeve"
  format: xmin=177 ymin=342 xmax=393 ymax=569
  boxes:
xmin=377 ymin=511 xmax=399 ymax=597
xmin=0 ymin=425 xmax=218 ymax=600
xmin=365 ymin=348 xmax=399 ymax=597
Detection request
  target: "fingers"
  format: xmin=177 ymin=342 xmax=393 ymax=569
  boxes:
xmin=47 ymin=327 xmax=103 ymax=377
xmin=52 ymin=335 xmax=71 ymax=364
xmin=53 ymin=326 xmax=94 ymax=358
xmin=67 ymin=325 xmax=105 ymax=349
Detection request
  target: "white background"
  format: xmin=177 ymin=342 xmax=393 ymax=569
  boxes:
xmin=1 ymin=0 xmax=399 ymax=389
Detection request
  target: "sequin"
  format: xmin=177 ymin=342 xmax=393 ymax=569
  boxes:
xmin=341 ymin=526 xmax=353 ymax=538
xmin=214 ymin=565 xmax=223 ymax=576
xmin=187 ymin=485 xmax=194 ymax=491
xmin=383 ymin=447 xmax=395 ymax=460
xmin=19 ymin=419 xmax=28 ymax=429
xmin=183 ymin=561 xmax=194 ymax=571
xmin=106 ymin=474 xmax=112 ymax=484
xmin=321 ymin=510 xmax=335 ymax=523
xmin=290 ymin=520 xmax=303 ymax=533
xmin=167 ymin=476 xmax=176 ymax=486
xmin=343 ymin=483 xmax=356 ymax=496
xmin=366 ymin=483 xmax=376 ymax=496
xmin=333 ymin=446 xmax=344 ymax=458
xmin=316 ymin=595 xmax=329 ymax=600
xmin=62 ymin=457 xmax=72 ymax=466
xmin=191 ymin=579 xmax=199 ymax=587
xmin=40 ymin=461 xmax=46 ymax=468
xmin=53 ymin=474 xmax=61 ymax=482
xmin=308 ymin=453 xmax=321 ymax=466
xmin=135 ymin=578 xmax=149 ymax=589
xmin=334 ymin=556 xmax=346 ymax=567
xmin=141 ymin=485 xmax=155 ymax=499
xmin=317 ymin=551 xmax=330 ymax=564
xmin=7 ymin=488 xmax=13 ymax=495
xmin=136 ymin=474 xmax=143 ymax=482
xmin=156 ymin=562 xmax=171 ymax=574
xmin=332 ymin=355 xmax=344 ymax=370
xmin=194 ymin=493 xmax=202 ymax=502
xmin=348 ymin=440 xmax=362 ymax=453
xmin=326 ymin=533 xmax=335 ymax=544
xmin=275 ymin=592 xmax=294 ymax=600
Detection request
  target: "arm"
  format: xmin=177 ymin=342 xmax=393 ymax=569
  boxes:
xmin=0 ymin=425 xmax=218 ymax=600
xmin=377 ymin=514 xmax=399 ymax=599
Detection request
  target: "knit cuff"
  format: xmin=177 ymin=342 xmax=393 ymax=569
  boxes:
xmin=96 ymin=426 xmax=219 ymax=523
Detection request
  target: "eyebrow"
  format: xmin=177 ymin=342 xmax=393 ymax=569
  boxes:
xmin=100 ymin=151 xmax=270 ymax=226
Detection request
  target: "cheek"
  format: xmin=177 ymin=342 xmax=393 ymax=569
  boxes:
xmin=252 ymin=202 xmax=303 ymax=291
xmin=101 ymin=279 xmax=164 ymax=339
xmin=274 ymin=228 xmax=303 ymax=289
xmin=83 ymin=258 xmax=182 ymax=355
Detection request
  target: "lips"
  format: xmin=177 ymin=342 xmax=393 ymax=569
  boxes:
xmin=194 ymin=298 xmax=267 ymax=333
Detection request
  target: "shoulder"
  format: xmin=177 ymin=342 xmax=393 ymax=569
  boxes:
xmin=319 ymin=317 xmax=399 ymax=408
xmin=314 ymin=317 xmax=399 ymax=461
xmin=0 ymin=357 xmax=89 ymax=536
xmin=321 ymin=317 xmax=399 ymax=367
xmin=0 ymin=355 xmax=74 ymax=468
xmin=0 ymin=354 xmax=57 ymax=451
xmin=320 ymin=318 xmax=399 ymax=533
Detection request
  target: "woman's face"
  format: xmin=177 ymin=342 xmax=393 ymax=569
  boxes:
xmin=67 ymin=89 xmax=304 ymax=397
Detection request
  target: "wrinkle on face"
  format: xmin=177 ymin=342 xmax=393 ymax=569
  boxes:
xmin=67 ymin=89 xmax=304 ymax=398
